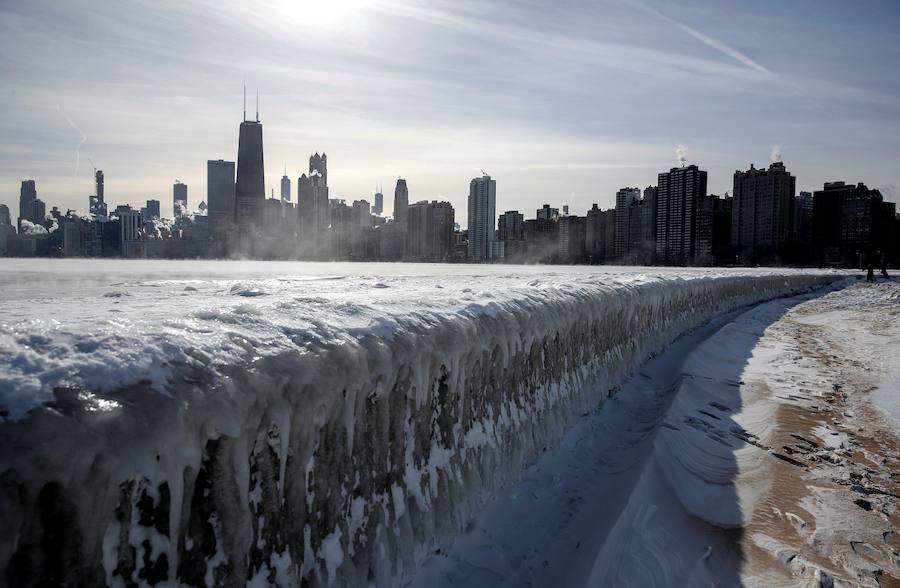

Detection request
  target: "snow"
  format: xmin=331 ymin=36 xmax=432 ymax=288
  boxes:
xmin=0 ymin=258 xmax=845 ymax=585
xmin=413 ymin=278 xmax=900 ymax=587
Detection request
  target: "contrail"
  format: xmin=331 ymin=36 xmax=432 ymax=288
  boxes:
xmin=55 ymin=105 xmax=88 ymax=175
xmin=625 ymin=0 xmax=774 ymax=77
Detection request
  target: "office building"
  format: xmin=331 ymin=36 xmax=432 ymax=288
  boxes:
xmin=235 ymin=102 xmax=265 ymax=233
xmin=393 ymin=179 xmax=409 ymax=226
xmin=309 ymin=153 xmax=327 ymax=187
xmin=281 ymin=173 xmax=291 ymax=203
xmin=373 ymin=188 xmax=384 ymax=215
xmin=207 ymin=160 xmax=236 ymax=241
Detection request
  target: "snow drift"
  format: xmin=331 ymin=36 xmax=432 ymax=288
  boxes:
xmin=0 ymin=262 xmax=841 ymax=586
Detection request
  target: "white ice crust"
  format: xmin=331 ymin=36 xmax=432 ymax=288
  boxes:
xmin=0 ymin=259 xmax=843 ymax=586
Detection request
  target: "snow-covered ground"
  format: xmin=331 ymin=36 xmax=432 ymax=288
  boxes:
xmin=0 ymin=259 xmax=846 ymax=586
xmin=414 ymin=278 xmax=900 ymax=587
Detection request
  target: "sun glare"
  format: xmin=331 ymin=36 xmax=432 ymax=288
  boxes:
xmin=271 ymin=0 xmax=371 ymax=31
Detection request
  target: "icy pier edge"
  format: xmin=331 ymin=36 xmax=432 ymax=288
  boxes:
xmin=0 ymin=273 xmax=841 ymax=586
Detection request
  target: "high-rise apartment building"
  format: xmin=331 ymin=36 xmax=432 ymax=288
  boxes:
xmin=655 ymin=164 xmax=707 ymax=265
xmin=731 ymin=161 xmax=795 ymax=264
xmin=498 ymin=210 xmax=525 ymax=241
xmin=467 ymin=175 xmax=496 ymax=262
xmin=614 ymin=187 xmax=641 ymax=259
xmin=793 ymin=190 xmax=813 ymax=245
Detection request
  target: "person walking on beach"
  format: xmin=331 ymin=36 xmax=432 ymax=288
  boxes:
xmin=881 ymin=254 xmax=889 ymax=279
xmin=867 ymin=261 xmax=875 ymax=283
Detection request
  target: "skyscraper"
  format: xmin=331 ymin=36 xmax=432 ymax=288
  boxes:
xmin=731 ymin=161 xmax=796 ymax=264
xmin=467 ymin=174 xmax=496 ymax=262
xmin=281 ymin=172 xmax=291 ymax=203
xmin=655 ymin=164 xmax=707 ymax=265
xmin=0 ymin=204 xmax=10 ymax=226
xmin=173 ymin=181 xmax=188 ymax=218
xmin=309 ymin=153 xmax=327 ymax=186
xmin=235 ymin=94 xmax=265 ymax=234
xmin=207 ymin=159 xmax=236 ymax=240
xmin=393 ymin=179 xmax=408 ymax=226
xmin=297 ymin=171 xmax=329 ymax=257
xmin=95 ymin=170 xmax=104 ymax=202
xmin=373 ymin=188 xmax=384 ymax=216
xmin=18 ymin=180 xmax=36 ymax=232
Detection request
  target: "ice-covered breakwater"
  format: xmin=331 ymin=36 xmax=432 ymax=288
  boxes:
xmin=0 ymin=261 xmax=842 ymax=586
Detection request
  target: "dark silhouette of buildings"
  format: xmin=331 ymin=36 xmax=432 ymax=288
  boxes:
xmin=813 ymin=181 xmax=895 ymax=267
xmin=585 ymin=204 xmax=615 ymax=263
xmin=656 ymin=164 xmax=707 ymax=265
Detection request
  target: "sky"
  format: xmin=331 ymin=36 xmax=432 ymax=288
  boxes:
xmin=1 ymin=0 xmax=899 ymax=226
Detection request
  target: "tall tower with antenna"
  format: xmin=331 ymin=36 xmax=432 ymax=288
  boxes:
xmin=373 ymin=184 xmax=384 ymax=215
xmin=235 ymin=85 xmax=265 ymax=234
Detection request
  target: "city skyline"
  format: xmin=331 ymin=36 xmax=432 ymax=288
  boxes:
xmin=2 ymin=0 xmax=899 ymax=224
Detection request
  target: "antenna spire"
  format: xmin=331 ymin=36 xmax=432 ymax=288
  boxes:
xmin=255 ymin=90 xmax=259 ymax=122
xmin=243 ymin=84 xmax=246 ymax=121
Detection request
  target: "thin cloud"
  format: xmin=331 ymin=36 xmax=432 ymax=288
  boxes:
xmin=625 ymin=0 xmax=774 ymax=77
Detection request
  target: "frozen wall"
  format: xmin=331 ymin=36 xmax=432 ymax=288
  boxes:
xmin=0 ymin=272 xmax=840 ymax=586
